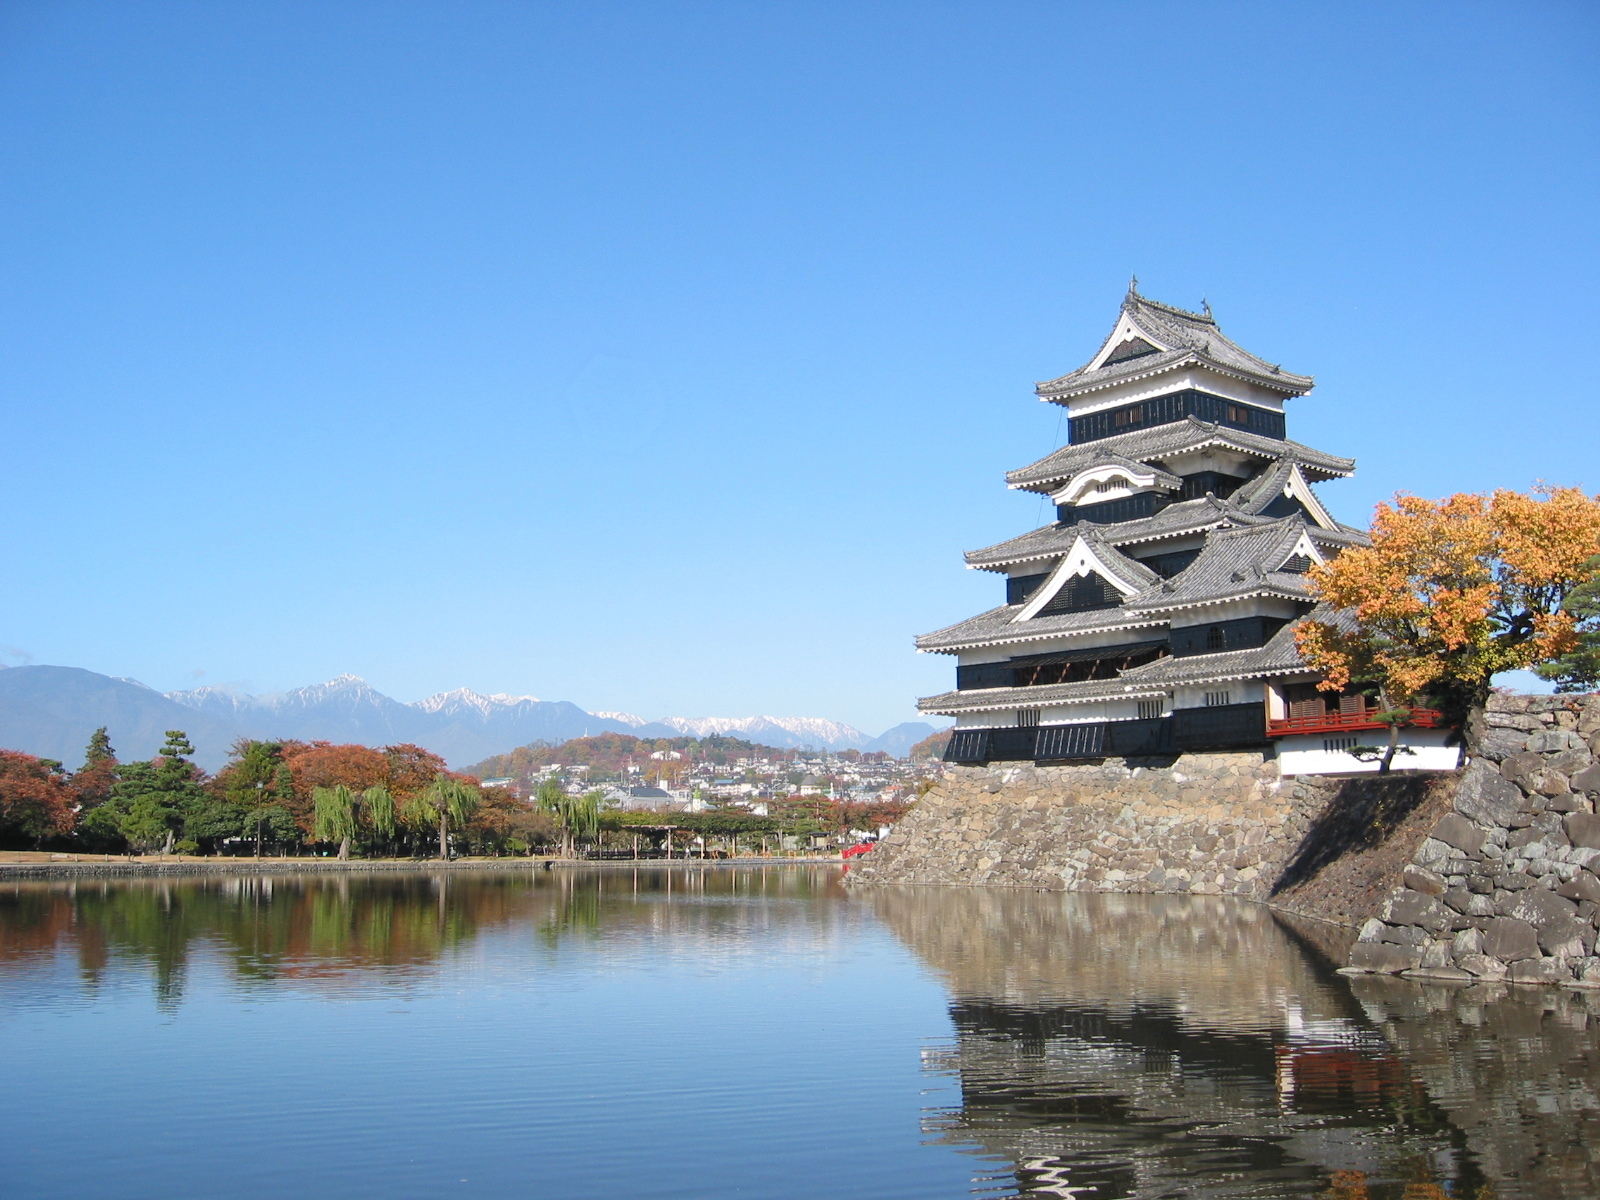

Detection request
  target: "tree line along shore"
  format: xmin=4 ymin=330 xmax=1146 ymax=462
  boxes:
xmin=0 ymin=729 xmax=915 ymax=861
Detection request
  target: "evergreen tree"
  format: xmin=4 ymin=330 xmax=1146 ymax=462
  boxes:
xmin=1535 ymin=554 xmax=1600 ymax=692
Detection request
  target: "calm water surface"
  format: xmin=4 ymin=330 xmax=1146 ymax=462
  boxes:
xmin=2 ymin=867 xmax=1596 ymax=1199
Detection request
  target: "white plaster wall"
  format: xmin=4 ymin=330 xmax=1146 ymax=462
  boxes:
xmin=1174 ymin=680 xmax=1264 ymax=708
xmin=1276 ymin=728 xmax=1459 ymax=775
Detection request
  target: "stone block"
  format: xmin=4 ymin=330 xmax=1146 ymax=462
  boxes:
xmin=1501 ymin=751 xmax=1544 ymax=787
xmin=1357 ymin=917 xmax=1385 ymax=943
xmin=1476 ymin=728 xmax=1528 ymax=760
xmin=1557 ymin=870 xmax=1600 ymax=904
xmin=1504 ymin=889 xmax=1580 ymax=928
xmin=1430 ymin=813 xmax=1485 ymax=854
xmin=1457 ymin=953 xmax=1508 ymax=980
xmin=1421 ymin=939 xmax=1453 ymax=968
xmin=1380 ymin=923 xmax=1430 ymax=947
xmin=1380 ymin=888 xmax=1453 ymax=931
xmin=1537 ymin=916 xmax=1594 ymax=958
xmin=1485 ymin=710 xmax=1541 ymax=731
xmin=1495 ymin=871 xmax=1535 ymax=891
xmin=1547 ymin=749 xmax=1594 ymax=775
xmin=1533 ymin=769 xmax=1573 ymax=797
xmin=1564 ymin=812 xmax=1600 ymax=850
xmin=1467 ymin=893 xmax=1496 ymax=916
xmin=1570 ymin=763 xmax=1600 ymax=795
xmin=1442 ymin=887 xmax=1475 ymax=914
xmin=1403 ymin=966 xmax=1474 ymax=982
xmin=1481 ymin=917 xmax=1542 ymax=961
xmin=1467 ymin=873 xmax=1495 ymax=894
xmin=1486 ymin=692 xmax=1529 ymax=713
xmin=1509 ymin=957 xmax=1572 ymax=984
xmin=1452 ymin=926 xmax=1483 ymax=957
xmin=1348 ymin=941 xmax=1424 ymax=973
xmin=1528 ymin=729 xmax=1587 ymax=754
xmin=1402 ymin=864 xmax=1447 ymax=896
xmin=1456 ymin=762 xmax=1525 ymax=826
xmin=1545 ymin=793 xmax=1586 ymax=813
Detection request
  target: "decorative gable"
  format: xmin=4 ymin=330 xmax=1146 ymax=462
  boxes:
xmin=1087 ymin=311 xmax=1174 ymax=372
xmin=1013 ymin=536 xmax=1140 ymax=623
xmin=1275 ymin=530 xmax=1326 ymax=574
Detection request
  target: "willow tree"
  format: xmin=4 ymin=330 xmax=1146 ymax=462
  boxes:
xmin=313 ymin=784 xmax=358 ymax=860
xmin=1297 ymin=486 xmax=1600 ymax=769
xmin=535 ymin=779 xmax=600 ymax=858
xmin=362 ymin=785 xmax=395 ymax=852
xmin=403 ymin=776 xmax=480 ymax=860
xmin=314 ymin=783 xmax=398 ymax=860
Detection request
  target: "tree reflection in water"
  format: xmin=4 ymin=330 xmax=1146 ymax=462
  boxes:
xmin=869 ymin=887 xmax=1596 ymax=1200
xmin=0 ymin=866 xmax=846 ymax=1008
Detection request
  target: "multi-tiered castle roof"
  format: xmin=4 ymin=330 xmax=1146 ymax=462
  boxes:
xmin=922 ymin=287 xmax=1374 ymax=765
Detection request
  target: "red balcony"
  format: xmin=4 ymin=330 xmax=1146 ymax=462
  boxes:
xmin=1266 ymin=703 xmax=1445 ymax=738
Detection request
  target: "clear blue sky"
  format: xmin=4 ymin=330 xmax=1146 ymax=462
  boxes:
xmin=1 ymin=2 xmax=1594 ymax=733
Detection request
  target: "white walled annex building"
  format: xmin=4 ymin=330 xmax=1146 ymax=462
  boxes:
xmin=919 ymin=287 xmax=1458 ymax=775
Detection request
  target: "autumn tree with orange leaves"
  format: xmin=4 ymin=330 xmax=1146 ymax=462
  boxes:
xmin=1297 ymin=487 xmax=1600 ymax=767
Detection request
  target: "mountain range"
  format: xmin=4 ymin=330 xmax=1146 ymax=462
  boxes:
xmin=0 ymin=665 xmax=944 ymax=771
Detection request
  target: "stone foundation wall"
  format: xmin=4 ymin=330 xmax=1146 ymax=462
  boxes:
xmin=850 ymin=692 xmax=1600 ymax=991
xmin=846 ymin=752 xmax=1344 ymax=900
xmin=1347 ymin=692 xmax=1600 ymax=988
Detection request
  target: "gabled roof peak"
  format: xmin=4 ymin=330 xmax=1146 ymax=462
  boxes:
xmin=1037 ymin=287 xmax=1312 ymax=402
xmin=1123 ymin=285 xmax=1216 ymax=330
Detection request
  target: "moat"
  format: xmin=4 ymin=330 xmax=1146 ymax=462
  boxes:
xmin=2 ymin=867 xmax=1595 ymax=1199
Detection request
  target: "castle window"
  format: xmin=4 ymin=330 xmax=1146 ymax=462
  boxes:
xmin=1279 ymin=554 xmax=1313 ymax=574
xmin=1037 ymin=571 xmax=1122 ymax=615
xmin=1016 ymin=708 xmax=1041 ymax=728
xmin=1137 ymin=698 xmax=1165 ymax=720
xmin=1323 ymin=736 xmax=1358 ymax=753
xmin=1206 ymin=627 xmax=1227 ymax=651
xmin=1203 ymin=691 xmax=1232 ymax=707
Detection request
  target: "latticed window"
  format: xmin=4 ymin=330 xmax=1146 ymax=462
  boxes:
xmin=1323 ymin=736 xmax=1358 ymax=752
xmin=1203 ymin=691 xmax=1232 ymax=707
xmin=1206 ymin=626 xmax=1227 ymax=651
xmin=1038 ymin=571 xmax=1122 ymax=615
xmin=1137 ymin=698 xmax=1165 ymax=720
xmin=1016 ymin=708 xmax=1041 ymax=728
xmin=1279 ymin=554 xmax=1313 ymax=573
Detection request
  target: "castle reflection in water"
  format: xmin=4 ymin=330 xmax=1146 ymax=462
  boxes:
xmin=870 ymin=887 xmax=1600 ymax=1200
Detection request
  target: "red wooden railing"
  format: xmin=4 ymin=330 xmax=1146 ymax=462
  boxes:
xmin=1266 ymin=707 xmax=1445 ymax=737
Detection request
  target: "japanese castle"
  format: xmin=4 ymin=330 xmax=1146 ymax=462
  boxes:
xmin=923 ymin=286 xmax=1455 ymax=773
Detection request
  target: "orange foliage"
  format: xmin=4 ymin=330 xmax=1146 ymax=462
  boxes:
xmin=280 ymin=742 xmax=391 ymax=793
xmin=382 ymin=743 xmax=451 ymax=799
xmin=1297 ymin=487 xmax=1600 ymax=709
xmin=0 ymin=750 xmax=78 ymax=842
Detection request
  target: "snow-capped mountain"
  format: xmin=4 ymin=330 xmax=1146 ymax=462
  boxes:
xmin=643 ymin=715 xmax=870 ymax=750
xmin=0 ymin=666 xmax=947 ymax=770
xmin=589 ymin=710 xmax=646 ymax=726
xmin=414 ymin=688 xmax=543 ymax=717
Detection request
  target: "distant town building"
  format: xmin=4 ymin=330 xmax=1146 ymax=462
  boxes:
xmin=920 ymin=286 xmax=1456 ymax=774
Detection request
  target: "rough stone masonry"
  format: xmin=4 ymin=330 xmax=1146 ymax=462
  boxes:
xmin=847 ymin=692 xmax=1600 ymax=990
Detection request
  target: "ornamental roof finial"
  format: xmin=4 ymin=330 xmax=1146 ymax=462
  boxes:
xmin=1128 ymin=274 xmax=1139 ymax=296
xmin=1201 ymin=297 xmax=1212 ymax=318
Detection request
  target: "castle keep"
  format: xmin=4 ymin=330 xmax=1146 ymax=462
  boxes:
xmin=921 ymin=286 xmax=1455 ymax=774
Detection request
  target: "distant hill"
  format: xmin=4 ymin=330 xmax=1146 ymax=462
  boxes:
xmin=597 ymin=712 xmax=873 ymax=751
xmin=862 ymin=722 xmax=946 ymax=757
xmin=0 ymin=664 xmax=942 ymax=770
xmin=908 ymin=728 xmax=952 ymax=761
xmin=467 ymin=732 xmax=799 ymax=781
xmin=0 ymin=666 xmax=246 ymax=770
